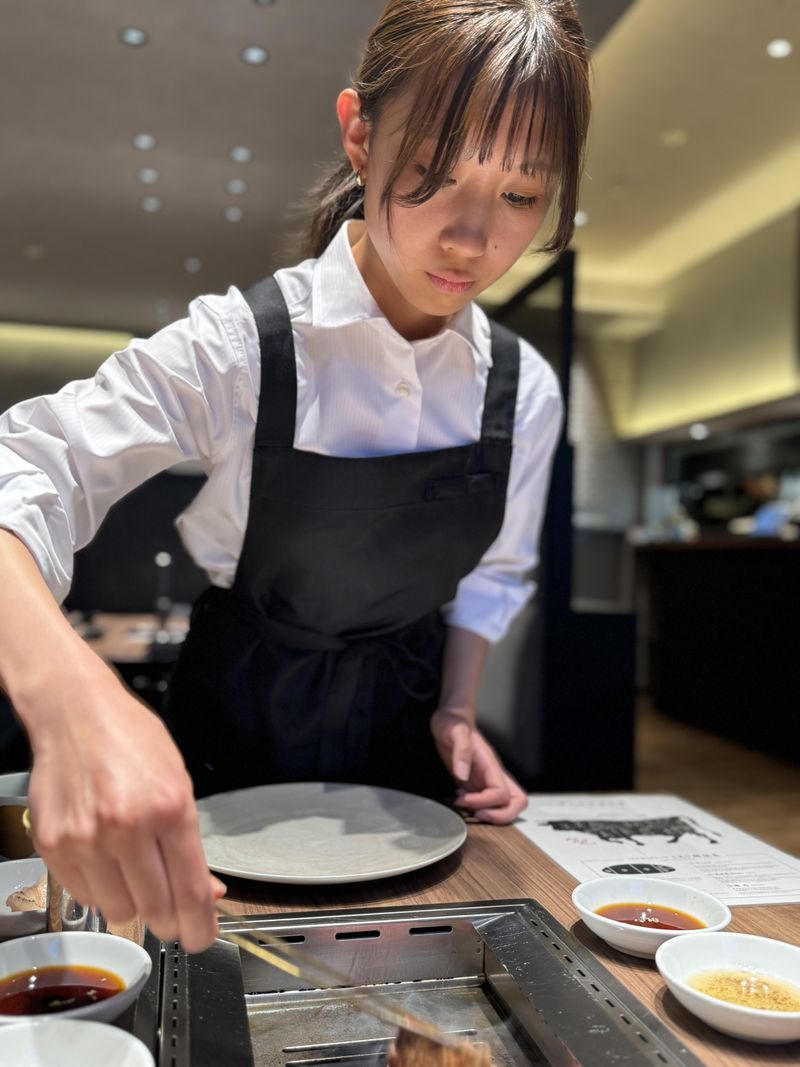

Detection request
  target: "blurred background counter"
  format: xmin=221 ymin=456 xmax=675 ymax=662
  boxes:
xmin=636 ymin=536 xmax=800 ymax=765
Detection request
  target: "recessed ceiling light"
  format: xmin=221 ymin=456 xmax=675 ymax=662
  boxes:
xmin=119 ymin=27 xmax=148 ymax=47
xmin=689 ymin=423 xmax=710 ymax=441
xmin=142 ymin=196 xmax=162 ymax=213
xmin=137 ymin=168 xmax=160 ymax=185
xmin=229 ymin=145 xmax=253 ymax=164
xmin=132 ymin=133 xmax=157 ymax=151
xmin=767 ymin=38 xmax=792 ymax=59
xmin=253 ymin=0 xmax=276 ymax=5
xmin=227 ymin=178 xmax=248 ymax=195
xmin=224 ymin=206 xmax=244 ymax=222
xmin=23 ymin=244 xmax=45 ymax=260
xmin=574 ymin=210 xmax=589 ymax=227
xmin=184 ymin=257 xmax=203 ymax=273
xmin=659 ymin=128 xmax=688 ymax=148
xmin=242 ymin=46 xmax=269 ymax=65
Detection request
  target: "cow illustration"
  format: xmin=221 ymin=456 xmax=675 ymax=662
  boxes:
xmin=539 ymin=816 xmax=720 ymax=846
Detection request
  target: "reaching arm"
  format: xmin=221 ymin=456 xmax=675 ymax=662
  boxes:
xmin=430 ymin=625 xmax=526 ymax=824
xmin=0 ymin=528 xmax=222 ymax=951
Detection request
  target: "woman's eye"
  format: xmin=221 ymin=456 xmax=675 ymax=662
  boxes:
xmin=412 ymin=161 xmax=456 ymax=187
xmin=503 ymin=192 xmax=539 ymax=208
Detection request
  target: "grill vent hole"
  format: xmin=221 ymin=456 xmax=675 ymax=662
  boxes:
xmin=408 ymin=925 xmax=453 ymax=936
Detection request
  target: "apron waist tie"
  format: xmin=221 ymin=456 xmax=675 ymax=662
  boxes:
xmin=201 ymin=585 xmax=441 ymax=698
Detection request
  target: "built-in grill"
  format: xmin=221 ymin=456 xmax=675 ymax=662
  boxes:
xmin=126 ymin=900 xmax=704 ymax=1066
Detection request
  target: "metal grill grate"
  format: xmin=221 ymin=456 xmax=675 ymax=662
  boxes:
xmin=134 ymin=901 xmax=706 ymax=1067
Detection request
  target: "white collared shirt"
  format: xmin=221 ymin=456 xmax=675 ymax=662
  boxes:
xmin=0 ymin=221 xmax=562 ymax=642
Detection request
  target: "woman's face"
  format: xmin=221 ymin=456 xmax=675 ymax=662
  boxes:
xmin=352 ymin=89 xmax=555 ymax=338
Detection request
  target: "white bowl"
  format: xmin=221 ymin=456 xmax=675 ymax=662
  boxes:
xmin=0 ymin=858 xmax=46 ymax=939
xmin=0 ymin=773 xmax=30 ymax=798
xmin=656 ymin=932 xmax=800 ymax=1043
xmin=0 ymin=931 xmax=152 ymax=1024
xmin=572 ymin=876 xmax=731 ymax=958
xmin=0 ymin=1018 xmax=154 ymax=1066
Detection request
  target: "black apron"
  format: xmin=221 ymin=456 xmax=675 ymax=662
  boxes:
xmin=165 ymin=277 xmax=520 ymax=799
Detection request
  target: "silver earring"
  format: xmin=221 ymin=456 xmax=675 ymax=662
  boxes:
xmin=355 ymin=170 xmax=364 ymax=188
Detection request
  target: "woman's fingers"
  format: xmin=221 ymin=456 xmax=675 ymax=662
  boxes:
xmin=474 ymin=771 xmax=528 ymax=824
xmin=430 ymin=709 xmax=475 ymax=782
xmin=71 ymin=853 xmax=137 ymax=925
xmin=116 ymin=837 xmax=178 ymax=942
xmin=455 ymin=731 xmax=528 ymax=825
xmin=160 ymin=813 xmax=220 ymax=953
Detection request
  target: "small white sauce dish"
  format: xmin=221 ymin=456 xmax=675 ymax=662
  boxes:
xmin=0 ymin=858 xmax=46 ymax=939
xmin=0 ymin=930 xmax=152 ymax=1025
xmin=0 ymin=1018 xmax=155 ymax=1066
xmin=656 ymin=932 xmax=800 ymax=1043
xmin=572 ymin=876 xmax=731 ymax=958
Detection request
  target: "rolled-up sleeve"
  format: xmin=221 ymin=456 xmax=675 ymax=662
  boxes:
xmin=0 ymin=291 xmax=246 ymax=603
xmin=441 ymin=343 xmax=563 ymax=643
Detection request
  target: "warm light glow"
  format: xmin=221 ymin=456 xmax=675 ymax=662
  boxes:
xmin=0 ymin=323 xmax=133 ymax=371
xmin=767 ymin=39 xmax=793 ymax=59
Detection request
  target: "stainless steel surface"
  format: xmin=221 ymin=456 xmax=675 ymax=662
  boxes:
xmin=219 ymin=922 xmax=461 ymax=1048
xmin=131 ymin=901 xmax=707 ymax=1066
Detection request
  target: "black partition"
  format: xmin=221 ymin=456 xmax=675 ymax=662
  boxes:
xmin=477 ymin=252 xmax=636 ymax=791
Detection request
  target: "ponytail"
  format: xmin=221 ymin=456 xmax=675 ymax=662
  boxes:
xmin=300 ymin=157 xmax=365 ymax=260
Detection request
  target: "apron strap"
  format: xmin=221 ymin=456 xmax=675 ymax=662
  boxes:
xmin=242 ymin=275 xmax=297 ymax=448
xmin=482 ymin=320 xmax=521 ymax=442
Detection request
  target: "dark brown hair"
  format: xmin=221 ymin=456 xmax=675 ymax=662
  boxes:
xmin=301 ymin=0 xmax=590 ymax=259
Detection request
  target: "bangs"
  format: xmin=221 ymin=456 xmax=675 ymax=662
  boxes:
xmin=372 ymin=5 xmax=589 ymax=254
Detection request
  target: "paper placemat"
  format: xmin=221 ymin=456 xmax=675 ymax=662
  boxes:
xmin=516 ymin=793 xmax=800 ymax=905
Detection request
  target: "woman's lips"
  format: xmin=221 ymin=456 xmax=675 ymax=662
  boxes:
xmin=426 ymin=272 xmax=474 ymax=294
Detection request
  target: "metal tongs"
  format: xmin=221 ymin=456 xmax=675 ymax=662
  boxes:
xmin=216 ymin=912 xmax=463 ymax=1050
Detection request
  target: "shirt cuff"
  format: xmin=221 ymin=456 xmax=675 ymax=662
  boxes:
xmin=441 ymin=569 xmax=537 ymax=644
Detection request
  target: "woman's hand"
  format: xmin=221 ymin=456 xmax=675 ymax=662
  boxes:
xmin=24 ymin=659 xmax=223 ymax=953
xmin=430 ymin=708 xmax=527 ymax=824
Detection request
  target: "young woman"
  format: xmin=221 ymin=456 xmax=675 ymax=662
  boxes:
xmin=0 ymin=0 xmax=590 ymax=952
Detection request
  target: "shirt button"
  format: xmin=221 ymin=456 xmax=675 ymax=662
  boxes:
xmin=395 ymin=380 xmax=412 ymax=398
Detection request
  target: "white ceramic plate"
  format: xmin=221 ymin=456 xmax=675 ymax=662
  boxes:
xmin=197 ymin=781 xmax=467 ymax=884
xmin=0 ymin=931 xmax=152 ymax=1025
xmin=0 ymin=1019 xmax=154 ymax=1066
xmin=0 ymin=858 xmax=46 ymax=939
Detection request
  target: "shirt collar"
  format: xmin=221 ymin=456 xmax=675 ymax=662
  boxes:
xmin=311 ymin=220 xmax=492 ymax=368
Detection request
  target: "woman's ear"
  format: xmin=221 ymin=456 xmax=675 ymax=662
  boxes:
xmin=337 ymin=88 xmax=369 ymax=175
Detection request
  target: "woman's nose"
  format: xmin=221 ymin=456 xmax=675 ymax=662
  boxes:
xmin=438 ymin=211 xmax=489 ymax=259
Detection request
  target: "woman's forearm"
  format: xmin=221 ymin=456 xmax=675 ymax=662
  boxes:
xmin=0 ymin=529 xmax=111 ymax=723
xmin=438 ymin=625 xmax=489 ymax=720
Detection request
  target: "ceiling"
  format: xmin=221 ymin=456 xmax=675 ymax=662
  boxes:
xmin=1 ymin=0 xmax=798 ymax=338
xmin=1 ymin=0 xmax=631 ymax=337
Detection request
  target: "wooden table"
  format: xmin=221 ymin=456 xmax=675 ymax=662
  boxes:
xmin=223 ymin=823 xmax=800 ymax=1067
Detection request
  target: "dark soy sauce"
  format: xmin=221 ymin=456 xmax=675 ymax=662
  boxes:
xmin=0 ymin=964 xmax=124 ymax=1015
xmin=596 ymin=902 xmax=705 ymax=930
